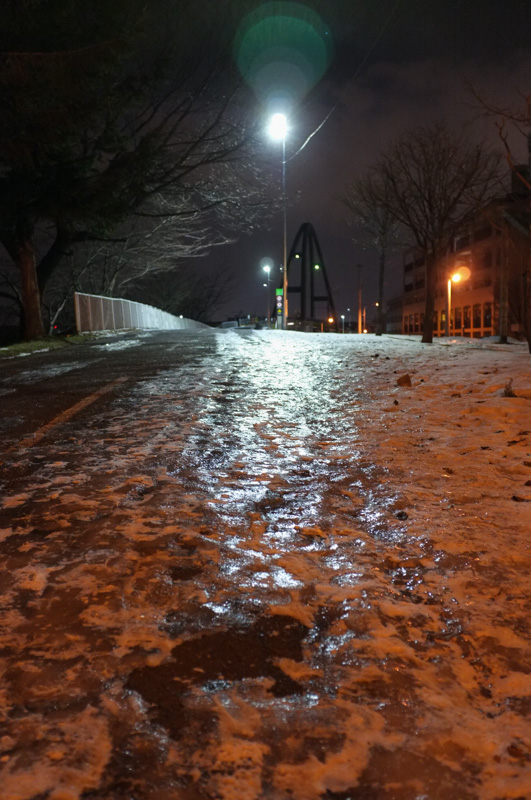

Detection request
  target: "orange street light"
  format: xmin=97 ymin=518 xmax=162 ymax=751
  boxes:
xmin=446 ymin=265 xmax=471 ymax=336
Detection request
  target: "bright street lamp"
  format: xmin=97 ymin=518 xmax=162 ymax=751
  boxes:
xmin=263 ymin=264 xmax=271 ymax=326
xmin=341 ymin=314 xmax=345 ymax=333
xmin=446 ymin=265 xmax=471 ymax=336
xmin=260 ymin=257 xmax=274 ymax=327
xmin=268 ymin=113 xmax=288 ymax=141
xmin=268 ymin=112 xmax=288 ymax=330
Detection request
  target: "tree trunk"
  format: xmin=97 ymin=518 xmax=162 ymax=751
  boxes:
xmin=422 ymin=258 xmax=436 ymax=344
xmin=375 ymin=249 xmax=385 ymax=335
xmin=525 ymin=260 xmax=531 ymax=354
xmin=17 ymin=231 xmax=45 ymax=340
xmin=498 ymin=241 xmax=509 ymax=344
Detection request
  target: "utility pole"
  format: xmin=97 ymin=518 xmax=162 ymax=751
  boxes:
xmin=356 ymin=264 xmax=363 ymax=333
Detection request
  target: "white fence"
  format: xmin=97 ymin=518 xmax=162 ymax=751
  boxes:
xmin=74 ymin=292 xmax=208 ymax=334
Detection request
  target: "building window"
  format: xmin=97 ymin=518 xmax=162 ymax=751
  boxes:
xmin=454 ymin=307 xmax=462 ymax=330
xmin=484 ymin=302 xmax=492 ymax=327
xmin=464 ymin=306 xmax=471 ymax=328
xmin=473 ymin=304 xmax=482 ymax=328
xmin=414 ymin=314 xmax=420 ymax=332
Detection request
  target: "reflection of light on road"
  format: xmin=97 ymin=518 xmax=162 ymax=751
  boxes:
xmin=175 ymin=333 xmax=370 ymax=556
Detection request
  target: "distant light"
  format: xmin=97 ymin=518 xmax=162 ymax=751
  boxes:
xmin=179 ymin=315 xmax=184 ymax=319
xmin=287 ymin=321 xmax=295 ymax=326
xmin=328 ymin=317 xmax=334 ymax=323
xmin=314 ymin=264 xmax=320 ymax=270
xmin=452 ymin=265 xmax=471 ymax=282
xmin=268 ymin=113 xmax=288 ymax=141
xmin=363 ymin=328 xmax=368 ymax=333
xmin=341 ymin=314 xmax=345 ymax=320
xmin=263 ymin=265 xmax=271 ymax=274
xmin=295 ymin=253 xmax=301 ymax=259
xmin=263 ymin=282 xmax=267 ymax=287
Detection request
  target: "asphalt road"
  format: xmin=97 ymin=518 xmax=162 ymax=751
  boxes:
xmin=0 ymin=330 xmax=221 ymax=451
xmin=1 ymin=329 xmax=528 ymax=800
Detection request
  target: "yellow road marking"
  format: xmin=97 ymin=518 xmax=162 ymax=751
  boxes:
xmin=4 ymin=376 xmax=128 ymax=456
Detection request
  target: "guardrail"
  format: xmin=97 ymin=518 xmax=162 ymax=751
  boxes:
xmin=74 ymin=292 xmax=208 ymax=333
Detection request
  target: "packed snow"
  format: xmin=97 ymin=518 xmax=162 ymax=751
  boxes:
xmin=0 ymin=330 xmax=530 ymax=800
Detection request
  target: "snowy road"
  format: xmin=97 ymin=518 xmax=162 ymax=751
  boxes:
xmin=0 ymin=329 xmax=530 ymax=800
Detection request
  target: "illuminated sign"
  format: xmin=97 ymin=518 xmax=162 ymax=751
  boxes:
xmin=275 ymin=288 xmax=283 ymax=315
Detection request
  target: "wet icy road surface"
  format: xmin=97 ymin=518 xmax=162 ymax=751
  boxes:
xmin=0 ymin=329 xmax=530 ymax=800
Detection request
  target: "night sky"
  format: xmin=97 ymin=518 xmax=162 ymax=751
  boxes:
xmin=203 ymin=0 xmax=531 ymax=323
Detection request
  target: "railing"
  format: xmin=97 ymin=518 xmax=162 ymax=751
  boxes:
xmin=74 ymin=292 xmax=208 ymax=334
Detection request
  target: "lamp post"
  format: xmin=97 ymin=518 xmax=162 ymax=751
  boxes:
xmin=356 ymin=263 xmax=363 ymax=334
xmin=446 ymin=265 xmax=471 ymax=337
xmin=262 ymin=278 xmax=269 ymax=324
xmin=268 ymin=113 xmax=288 ymax=329
xmin=263 ymin=264 xmax=271 ymax=326
xmin=260 ymin=256 xmax=274 ymax=327
xmin=341 ymin=314 xmax=345 ymax=333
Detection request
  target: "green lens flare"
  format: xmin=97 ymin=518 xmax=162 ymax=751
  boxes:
xmin=235 ymin=2 xmax=332 ymax=108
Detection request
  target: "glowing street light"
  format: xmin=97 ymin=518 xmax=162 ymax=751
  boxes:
xmin=268 ymin=112 xmax=288 ymax=141
xmin=260 ymin=257 xmax=274 ymax=327
xmin=341 ymin=314 xmax=345 ymax=333
xmin=446 ymin=264 xmax=471 ymax=337
xmin=268 ymin=112 xmax=288 ymax=330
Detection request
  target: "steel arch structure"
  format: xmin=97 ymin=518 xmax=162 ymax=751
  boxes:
xmin=280 ymin=222 xmax=337 ymax=329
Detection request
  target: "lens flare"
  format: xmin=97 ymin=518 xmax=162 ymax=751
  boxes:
xmin=234 ymin=2 xmax=332 ymax=110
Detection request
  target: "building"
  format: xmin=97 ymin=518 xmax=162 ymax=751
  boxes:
xmin=391 ymin=176 xmax=530 ymax=340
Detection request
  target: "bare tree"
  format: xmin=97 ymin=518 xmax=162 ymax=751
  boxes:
xmin=340 ymin=171 xmax=402 ymax=335
xmin=136 ymin=264 xmax=235 ymax=323
xmin=471 ymin=89 xmax=531 ymax=351
xmin=372 ymin=123 xmax=501 ymax=343
xmin=0 ymin=0 xmax=266 ymax=340
xmin=40 ymin=160 xmax=273 ymax=334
